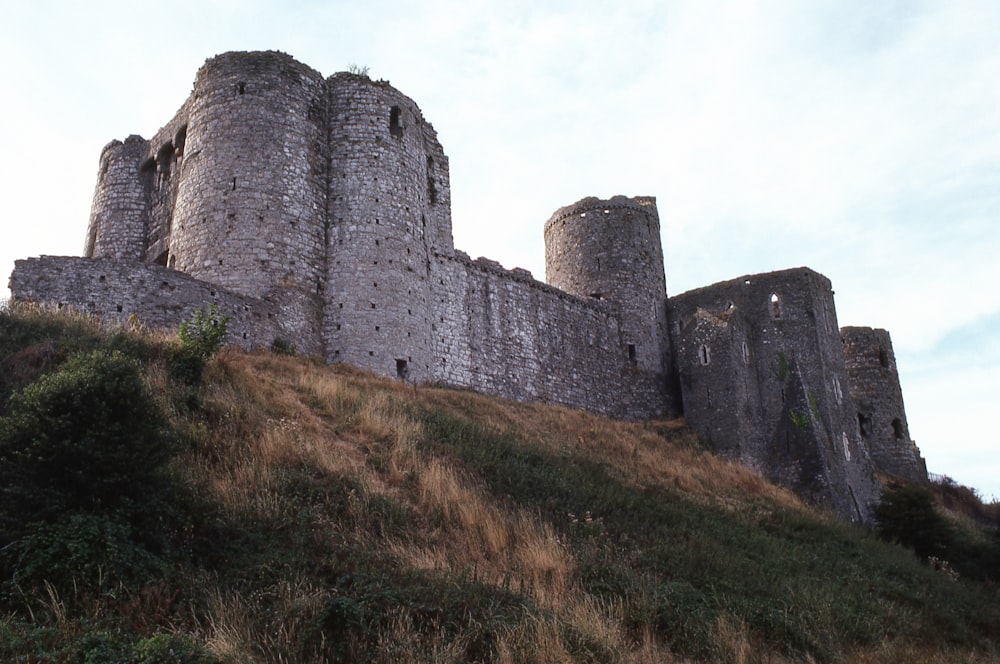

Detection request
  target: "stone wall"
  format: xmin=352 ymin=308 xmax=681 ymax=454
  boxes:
xmin=428 ymin=252 xmax=669 ymax=419
xmin=10 ymin=256 xmax=282 ymax=348
xmin=841 ymin=326 xmax=927 ymax=483
xmin=669 ymin=268 xmax=881 ymax=520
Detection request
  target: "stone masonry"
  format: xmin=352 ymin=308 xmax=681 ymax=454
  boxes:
xmin=9 ymin=51 xmax=926 ymax=521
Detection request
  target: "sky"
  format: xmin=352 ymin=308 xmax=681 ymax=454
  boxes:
xmin=1 ymin=0 xmax=998 ymax=498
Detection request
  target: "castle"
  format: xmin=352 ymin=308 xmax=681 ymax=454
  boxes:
xmin=9 ymin=51 xmax=927 ymax=521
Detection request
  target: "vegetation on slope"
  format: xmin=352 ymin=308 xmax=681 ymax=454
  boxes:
xmin=0 ymin=303 xmax=998 ymax=662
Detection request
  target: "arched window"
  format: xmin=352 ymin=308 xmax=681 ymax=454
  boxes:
xmin=769 ymin=293 xmax=782 ymax=319
xmin=699 ymin=344 xmax=711 ymax=365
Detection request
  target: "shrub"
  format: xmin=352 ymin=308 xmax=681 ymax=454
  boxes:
xmin=0 ymin=350 xmax=171 ymax=535
xmin=10 ymin=512 xmax=164 ymax=596
xmin=874 ymin=484 xmax=953 ymax=559
xmin=173 ymin=304 xmax=229 ymax=385
xmin=178 ymin=304 xmax=229 ymax=360
xmin=134 ymin=633 xmax=217 ymax=663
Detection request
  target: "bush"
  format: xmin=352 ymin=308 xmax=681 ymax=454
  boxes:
xmin=10 ymin=512 xmax=164 ymax=597
xmin=178 ymin=304 xmax=229 ymax=361
xmin=874 ymin=484 xmax=953 ymax=559
xmin=0 ymin=350 xmax=172 ymax=536
xmin=134 ymin=633 xmax=217 ymax=663
xmin=172 ymin=304 xmax=229 ymax=386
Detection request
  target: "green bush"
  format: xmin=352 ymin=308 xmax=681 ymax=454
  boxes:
xmin=874 ymin=484 xmax=953 ymax=559
xmin=11 ymin=512 xmax=164 ymax=598
xmin=172 ymin=304 xmax=229 ymax=386
xmin=178 ymin=304 xmax=228 ymax=361
xmin=134 ymin=633 xmax=217 ymax=663
xmin=0 ymin=350 xmax=171 ymax=536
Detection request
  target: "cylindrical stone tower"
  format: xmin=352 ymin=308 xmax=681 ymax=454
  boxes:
xmin=323 ymin=73 xmax=452 ymax=382
xmin=544 ymin=195 xmax=671 ymax=380
xmin=85 ymin=135 xmax=151 ymax=260
xmin=168 ymin=51 xmax=328 ymax=353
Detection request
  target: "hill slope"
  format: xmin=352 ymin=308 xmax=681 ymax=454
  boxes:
xmin=0 ymin=304 xmax=998 ymax=663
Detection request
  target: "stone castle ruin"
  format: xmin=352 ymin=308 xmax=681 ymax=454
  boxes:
xmin=9 ymin=51 xmax=927 ymax=521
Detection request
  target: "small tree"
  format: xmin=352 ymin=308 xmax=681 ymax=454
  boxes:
xmin=174 ymin=304 xmax=229 ymax=385
xmin=178 ymin=303 xmax=229 ymax=360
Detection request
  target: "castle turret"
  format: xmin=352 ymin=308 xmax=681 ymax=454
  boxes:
xmin=841 ymin=327 xmax=927 ymax=483
xmin=323 ymin=73 xmax=452 ymax=382
xmin=168 ymin=52 xmax=328 ymax=353
xmin=544 ymin=196 xmax=676 ymax=414
xmin=85 ymin=135 xmax=151 ymax=260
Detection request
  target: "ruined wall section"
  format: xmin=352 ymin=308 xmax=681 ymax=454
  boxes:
xmin=429 ymin=253 xmax=666 ymax=419
xmin=841 ymin=326 xmax=927 ymax=483
xmin=323 ymin=74 xmax=450 ymax=381
xmin=670 ymin=268 xmax=880 ymax=521
xmin=168 ymin=51 xmax=327 ymax=355
xmin=545 ymin=196 xmax=676 ymax=415
xmin=142 ymin=111 xmax=191 ymax=265
xmin=11 ymin=257 xmax=282 ymax=348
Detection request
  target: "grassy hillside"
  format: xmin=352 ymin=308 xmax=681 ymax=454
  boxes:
xmin=1 ymin=303 xmax=998 ymax=663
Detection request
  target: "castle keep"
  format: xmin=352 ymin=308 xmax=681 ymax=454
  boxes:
xmin=9 ymin=51 xmax=926 ymax=521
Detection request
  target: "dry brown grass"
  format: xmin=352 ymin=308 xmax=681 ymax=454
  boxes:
xmin=179 ymin=351 xmax=690 ymax=660
xmin=155 ymin=349 xmax=993 ymax=663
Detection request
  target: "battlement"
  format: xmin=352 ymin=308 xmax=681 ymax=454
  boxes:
xmin=9 ymin=51 xmax=926 ymax=521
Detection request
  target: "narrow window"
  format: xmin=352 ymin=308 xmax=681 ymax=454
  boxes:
xmin=426 ymin=155 xmax=437 ymax=205
xmin=878 ymin=347 xmax=889 ymax=368
xmin=627 ymin=343 xmax=636 ymax=362
xmin=858 ymin=413 xmax=872 ymax=438
xmin=238 ymin=81 xmax=246 ymax=95
xmin=742 ymin=340 xmax=750 ymax=364
xmin=389 ymin=106 xmax=403 ymax=137
xmin=396 ymin=359 xmax=408 ymax=379
xmin=699 ymin=344 xmax=711 ymax=365
xmin=892 ymin=418 xmax=905 ymax=439
xmin=769 ymin=293 xmax=782 ymax=319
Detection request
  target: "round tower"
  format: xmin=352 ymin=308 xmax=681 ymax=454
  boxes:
xmin=169 ymin=51 xmax=327 ymax=352
xmin=544 ymin=196 xmax=670 ymax=379
xmin=85 ymin=135 xmax=150 ymax=260
xmin=323 ymin=73 xmax=451 ymax=382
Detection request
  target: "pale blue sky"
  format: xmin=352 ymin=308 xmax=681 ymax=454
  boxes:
xmin=2 ymin=0 xmax=998 ymax=498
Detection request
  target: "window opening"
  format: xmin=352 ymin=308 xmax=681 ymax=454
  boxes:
xmin=878 ymin=347 xmax=889 ymax=368
xmin=396 ymin=359 xmax=408 ymax=379
xmin=699 ymin=344 xmax=711 ymax=365
xmin=627 ymin=343 xmax=636 ymax=362
xmin=769 ymin=293 xmax=782 ymax=319
xmin=892 ymin=418 xmax=905 ymax=439
xmin=238 ymin=81 xmax=246 ymax=95
xmin=742 ymin=340 xmax=750 ymax=364
xmin=389 ymin=106 xmax=403 ymax=137
xmin=858 ymin=413 xmax=872 ymax=438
